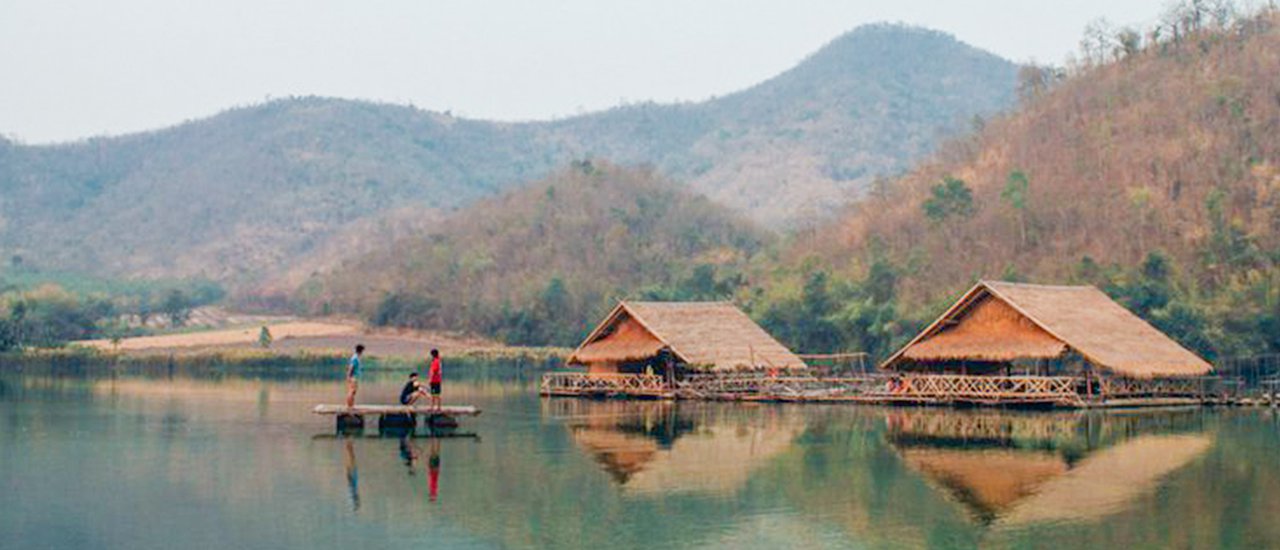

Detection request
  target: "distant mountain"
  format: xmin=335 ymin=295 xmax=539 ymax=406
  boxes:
xmin=0 ymin=24 xmax=1017 ymax=287
xmin=306 ymin=161 xmax=768 ymax=345
xmin=545 ymin=25 xmax=1018 ymax=223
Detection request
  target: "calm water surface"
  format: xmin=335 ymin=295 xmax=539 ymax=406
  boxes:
xmin=2 ymin=362 xmax=1279 ymax=549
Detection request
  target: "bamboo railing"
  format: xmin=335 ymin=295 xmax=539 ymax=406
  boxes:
xmin=1098 ymin=376 xmax=1209 ymax=399
xmin=878 ymin=374 xmax=1081 ymax=405
xmin=539 ymin=372 xmax=669 ymax=397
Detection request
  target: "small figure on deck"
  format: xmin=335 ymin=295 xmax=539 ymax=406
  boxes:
xmin=428 ymin=348 xmax=443 ymax=411
xmin=887 ymin=375 xmax=903 ymax=394
xmin=400 ymin=372 xmax=430 ymax=406
xmin=346 ymin=344 xmax=365 ymax=408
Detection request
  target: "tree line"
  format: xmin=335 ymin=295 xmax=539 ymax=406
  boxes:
xmin=0 ymin=275 xmax=224 ymax=352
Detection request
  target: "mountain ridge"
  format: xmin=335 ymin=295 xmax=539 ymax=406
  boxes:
xmin=0 ymin=23 xmax=1018 ymax=290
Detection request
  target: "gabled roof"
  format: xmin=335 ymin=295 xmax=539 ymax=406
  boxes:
xmin=569 ymin=301 xmax=806 ymax=370
xmin=883 ymin=281 xmax=1212 ymax=378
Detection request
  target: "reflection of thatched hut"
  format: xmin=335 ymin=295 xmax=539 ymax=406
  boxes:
xmin=571 ymin=427 xmax=660 ymax=484
xmin=569 ymin=301 xmax=806 ymax=375
xmin=896 ymin=431 xmax=1212 ymax=526
xmin=899 ymin=449 xmax=1067 ymax=523
xmin=567 ymin=405 xmax=802 ymax=496
xmin=881 ymin=281 xmax=1212 ymax=404
xmin=995 ymin=434 xmax=1211 ymax=527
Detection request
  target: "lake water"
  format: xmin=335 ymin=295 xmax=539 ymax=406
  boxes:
xmin=2 ymin=362 xmax=1279 ymax=549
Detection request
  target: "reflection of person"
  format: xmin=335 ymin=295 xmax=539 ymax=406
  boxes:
xmin=399 ymin=436 xmax=420 ymax=475
xmin=346 ymin=344 xmax=365 ymax=408
xmin=400 ymin=372 xmax=429 ymax=406
xmin=428 ymin=439 xmax=441 ymax=502
xmin=343 ymin=439 xmax=361 ymax=512
xmin=428 ymin=349 xmax=443 ymax=411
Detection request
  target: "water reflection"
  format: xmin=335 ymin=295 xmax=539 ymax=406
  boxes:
xmin=343 ymin=439 xmax=361 ymax=512
xmin=547 ymin=399 xmax=803 ymax=496
xmin=428 ymin=439 xmax=441 ymax=503
xmin=396 ymin=436 xmax=442 ymax=502
xmin=883 ymin=409 xmax=1214 ymax=527
xmin=4 ymin=365 xmax=1277 ymax=549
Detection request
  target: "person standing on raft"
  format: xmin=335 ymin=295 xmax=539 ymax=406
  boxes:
xmin=346 ymin=344 xmax=365 ymax=407
xmin=427 ymin=348 xmax=443 ymax=410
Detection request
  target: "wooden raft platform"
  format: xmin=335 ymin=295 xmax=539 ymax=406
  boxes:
xmin=539 ymin=372 xmax=1265 ymax=408
xmin=313 ymin=404 xmax=481 ymax=431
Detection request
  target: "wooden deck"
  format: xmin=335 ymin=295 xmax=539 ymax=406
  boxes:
xmin=312 ymin=405 xmax=481 ymax=416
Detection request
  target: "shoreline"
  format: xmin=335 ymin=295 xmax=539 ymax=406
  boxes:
xmin=43 ymin=317 xmax=570 ymax=369
xmin=1 ymin=345 xmax=569 ymax=371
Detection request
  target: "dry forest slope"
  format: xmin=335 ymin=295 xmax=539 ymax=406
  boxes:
xmin=788 ymin=12 xmax=1280 ymax=358
xmin=307 ymin=162 xmax=769 ymax=345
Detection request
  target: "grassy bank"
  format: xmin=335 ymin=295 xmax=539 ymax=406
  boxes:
xmin=0 ymin=346 xmax=568 ymax=371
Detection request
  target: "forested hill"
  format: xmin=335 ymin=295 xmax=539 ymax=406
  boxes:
xmin=780 ymin=10 xmax=1280 ymax=360
xmin=304 ymin=162 xmax=769 ymax=345
xmin=0 ymin=24 xmax=1016 ymax=286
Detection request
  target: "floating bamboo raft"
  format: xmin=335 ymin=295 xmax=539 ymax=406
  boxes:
xmin=312 ymin=404 xmax=481 ymax=431
xmin=539 ymin=372 xmax=1275 ymax=408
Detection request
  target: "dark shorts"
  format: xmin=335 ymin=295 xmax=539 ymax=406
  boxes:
xmin=429 ymin=382 xmax=441 ymax=395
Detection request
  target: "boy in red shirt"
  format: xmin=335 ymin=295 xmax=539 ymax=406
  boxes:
xmin=428 ymin=348 xmax=443 ymax=411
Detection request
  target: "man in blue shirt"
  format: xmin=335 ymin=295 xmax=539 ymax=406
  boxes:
xmin=346 ymin=344 xmax=365 ymax=407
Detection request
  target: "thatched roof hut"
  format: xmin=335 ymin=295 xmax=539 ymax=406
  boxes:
xmin=569 ymin=301 xmax=806 ymax=372
xmin=883 ymin=281 xmax=1211 ymax=378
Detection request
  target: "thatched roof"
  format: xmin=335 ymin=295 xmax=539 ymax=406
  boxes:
xmin=570 ymin=315 xmax=666 ymax=365
xmin=569 ymin=301 xmax=806 ymax=370
xmin=883 ymin=281 xmax=1212 ymax=378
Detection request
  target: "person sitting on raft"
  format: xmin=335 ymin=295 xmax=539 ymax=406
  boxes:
xmin=399 ymin=372 xmax=430 ymax=407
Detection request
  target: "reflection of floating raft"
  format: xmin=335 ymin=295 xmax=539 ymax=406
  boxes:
xmin=312 ymin=404 xmax=481 ymax=431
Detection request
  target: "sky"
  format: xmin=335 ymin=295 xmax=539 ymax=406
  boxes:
xmin=0 ymin=0 xmax=1173 ymax=144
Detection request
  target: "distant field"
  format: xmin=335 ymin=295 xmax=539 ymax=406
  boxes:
xmin=76 ymin=320 xmax=503 ymax=359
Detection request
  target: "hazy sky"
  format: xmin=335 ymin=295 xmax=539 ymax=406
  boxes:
xmin=1 ymin=0 xmax=1172 ymax=144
